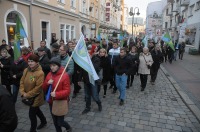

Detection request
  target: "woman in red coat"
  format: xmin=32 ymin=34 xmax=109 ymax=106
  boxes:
xmin=42 ymin=57 xmax=71 ymax=132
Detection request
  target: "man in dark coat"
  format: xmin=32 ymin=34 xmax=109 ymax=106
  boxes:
xmin=150 ymin=45 xmax=163 ymax=85
xmin=114 ymin=47 xmax=132 ymax=105
xmin=78 ymin=49 xmax=102 ymax=115
xmin=38 ymin=40 xmax=51 ymax=59
xmin=38 ymin=47 xmax=50 ymax=77
xmin=0 ymin=85 xmax=18 ymax=132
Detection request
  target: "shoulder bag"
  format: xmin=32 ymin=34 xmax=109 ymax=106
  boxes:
xmin=143 ymin=55 xmax=151 ymax=69
xmin=52 ymin=99 xmax=68 ymax=116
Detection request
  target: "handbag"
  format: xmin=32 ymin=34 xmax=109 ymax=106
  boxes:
xmin=22 ymin=94 xmax=39 ymax=106
xmin=143 ymin=55 xmax=151 ymax=69
xmin=52 ymin=100 xmax=68 ymax=116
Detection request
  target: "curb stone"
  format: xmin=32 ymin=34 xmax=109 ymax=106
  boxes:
xmin=160 ymin=65 xmax=200 ymax=123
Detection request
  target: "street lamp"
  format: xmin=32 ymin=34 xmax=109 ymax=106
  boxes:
xmin=129 ymin=7 xmax=140 ymax=38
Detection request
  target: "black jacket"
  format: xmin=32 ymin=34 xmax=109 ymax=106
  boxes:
xmin=0 ymin=85 xmax=18 ymax=132
xmin=114 ymin=55 xmax=132 ymax=75
xmin=99 ymin=55 xmax=111 ymax=83
xmin=151 ymin=49 xmax=163 ymax=70
xmin=127 ymin=53 xmax=139 ymax=75
xmin=10 ymin=58 xmax=28 ymax=86
xmin=39 ymin=54 xmax=50 ymax=77
xmin=0 ymin=56 xmax=12 ymax=85
xmin=79 ymin=55 xmax=100 ymax=84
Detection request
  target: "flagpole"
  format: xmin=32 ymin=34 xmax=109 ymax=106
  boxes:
xmin=53 ymin=34 xmax=82 ymax=92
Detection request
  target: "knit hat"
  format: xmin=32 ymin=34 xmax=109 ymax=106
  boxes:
xmin=51 ymin=43 xmax=60 ymax=49
xmin=49 ymin=57 xmax=61 ymax=67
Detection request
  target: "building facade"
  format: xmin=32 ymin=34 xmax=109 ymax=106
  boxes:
xmin=162 ymin=0 xmax=200 ymax=51
xmin=0 ymin=0 xmax=126 ymax=49
xmin=146 ymin=1 xmax=166 ymax=39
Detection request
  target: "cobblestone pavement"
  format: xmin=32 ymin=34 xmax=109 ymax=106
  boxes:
xmin=15 ymin=69 xmax=200 ymax=132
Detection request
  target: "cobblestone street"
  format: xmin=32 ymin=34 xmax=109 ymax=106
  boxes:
xmin=15 ymin=67 xmax=200 ymax=132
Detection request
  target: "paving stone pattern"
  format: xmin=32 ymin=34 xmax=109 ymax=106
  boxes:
xmin=15 ymin=70 xmax=200 ymax=132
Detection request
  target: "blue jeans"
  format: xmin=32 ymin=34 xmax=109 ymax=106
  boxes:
xmin=84 ymin=83 xmax=101 ymax=110
xmin=49 ymin=104 xmax=71 ymax=132
xmin=174 ymin=50 xmax=179 ymax=60
xmin=12 ymin=85 xmax=19 ymax=103
xmin=115 ymin=74 xmax=127 ymax=100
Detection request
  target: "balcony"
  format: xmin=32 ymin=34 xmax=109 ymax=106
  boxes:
xmin=181 ymin=0 xmax=190 ymax=6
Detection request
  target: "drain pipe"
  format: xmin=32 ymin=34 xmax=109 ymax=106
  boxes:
xmin=29 ymin=0 xmax=34 ymax=49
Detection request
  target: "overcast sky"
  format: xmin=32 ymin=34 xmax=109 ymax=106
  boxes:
xmin=124 ymin=0 xmax=160 ymax=19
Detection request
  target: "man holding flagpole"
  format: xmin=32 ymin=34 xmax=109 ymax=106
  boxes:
xmin=72 ymin=34 xmax=102 ymax=115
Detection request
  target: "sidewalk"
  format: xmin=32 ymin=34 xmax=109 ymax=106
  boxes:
xmin=15 ymin=69 xmax=200 ymax=132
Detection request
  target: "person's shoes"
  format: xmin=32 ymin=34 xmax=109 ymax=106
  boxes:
xmin=66 ymin=127 xmax=72 ymax=132
xmin=141 ymin=88 xmax=144 ymax=91
xmin=119 ymin=99 xmax=124 ymax=106
xmin=72 ymin=93 xmax=77 ymax=98
xmin=130 ymin=83 xmax=133 ymax=87
xmin=151 ymin=82 xmax=155 ymax=85
xmin=82 ymin=109 xmax=90 ymax=114
xmin=112 ymin=90 xmax=116 ymax=94
xmin=103 ymin=95 xmax=106 ymax=98
xmin=98 ymin=103 xmax=102 ymax=111
xmin=37 ymin=122 xmax=47 ymax=130
xmin=126 ymin=85 xmax=129 ymax=89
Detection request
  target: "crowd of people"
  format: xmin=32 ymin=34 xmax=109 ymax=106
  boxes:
xmin=0 ymin=37 xmax=186 ymax=132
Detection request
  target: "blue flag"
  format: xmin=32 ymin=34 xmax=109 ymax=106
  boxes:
xmin=45 ymin=84 xmax=52 ymax=102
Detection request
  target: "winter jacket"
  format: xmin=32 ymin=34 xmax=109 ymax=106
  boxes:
xmin=0 ymin=56 xmax=12 ymax=85
xmin=60 ymin=55 xmax=74 ymax=76
xmin=0 ymin=85 xmax=18 ymax=132
xmin=10 ymin=58 xmax=28 ymax=86
xmin=138 ymin=53 xmax=153 ymax=75
xmin=42 ymin=67 xmax=71 ymax=104
xmin=151 ymin=49 xmax=163 ymax=70
xmin=79 ymin=55 xmax=101 ymax=84
xmin=127 ymin=52 xmax=139 ymax=75
xmin=39 ymin=54 xmax=50 ymax=77
xmin=114 ymin=55 xmax=132 ymax=75
xmin=19 ymin=65 xmax=45 ymax=107
xmin=98 ymin=55 xmax=111 ymax=83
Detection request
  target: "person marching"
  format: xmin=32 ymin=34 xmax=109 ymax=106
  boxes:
xmin=113 ymin=47 xmax=132 ymax=105
xmin=20 ymin=54 xmax=47 ymax=132
xmin=138 ymin=47 xmax=153 ymax=91
xmin=42 ymin=57 xmax=72 ymax=132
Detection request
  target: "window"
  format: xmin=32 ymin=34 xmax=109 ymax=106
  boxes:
xmin=42 ymin=22 xmax=47 ymax=41
xmin=71 ymin=0 xmax=76 ymax=8
xmin=57 ymin=0 xmax=65 ymax=4
xmin=189 ymin=4 xmax=195 ymax=16
xmin=60 ymin=24 xmax=75 ymax=43
xmin=166 ymin=9 xmax=168 ymax=15
xmin=196 ymin=1 xmax=200 ymax=10
xmin=71 ymin=26 xmax=75 ymax=40
xmin=66 ymin=25 xmax=70 ymax=42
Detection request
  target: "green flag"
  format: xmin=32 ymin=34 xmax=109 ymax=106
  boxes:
xmin=14 ymin=16 xmax=27 ymax=61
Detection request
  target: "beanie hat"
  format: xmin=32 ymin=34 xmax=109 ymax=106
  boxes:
xmin=49 ymin=57 xmax=61 ymax=67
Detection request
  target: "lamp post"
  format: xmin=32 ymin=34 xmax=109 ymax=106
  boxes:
xmin=129 ymin=7 xmax=140 ymax=38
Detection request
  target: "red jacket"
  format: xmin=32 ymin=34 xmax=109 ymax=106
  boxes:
xmin=42 ymin=67 xmax=70 ymax=104
xmin=22 ymin=52 xmax=32 ymax=63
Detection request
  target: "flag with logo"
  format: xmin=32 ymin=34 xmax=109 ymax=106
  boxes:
xmin=72 ymin=34 xmax=99 ymax=85
xmin=162 ymin=32 xmax=175 ymax=51
xmin=14 ymin=16 xmax=27 ymax=61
